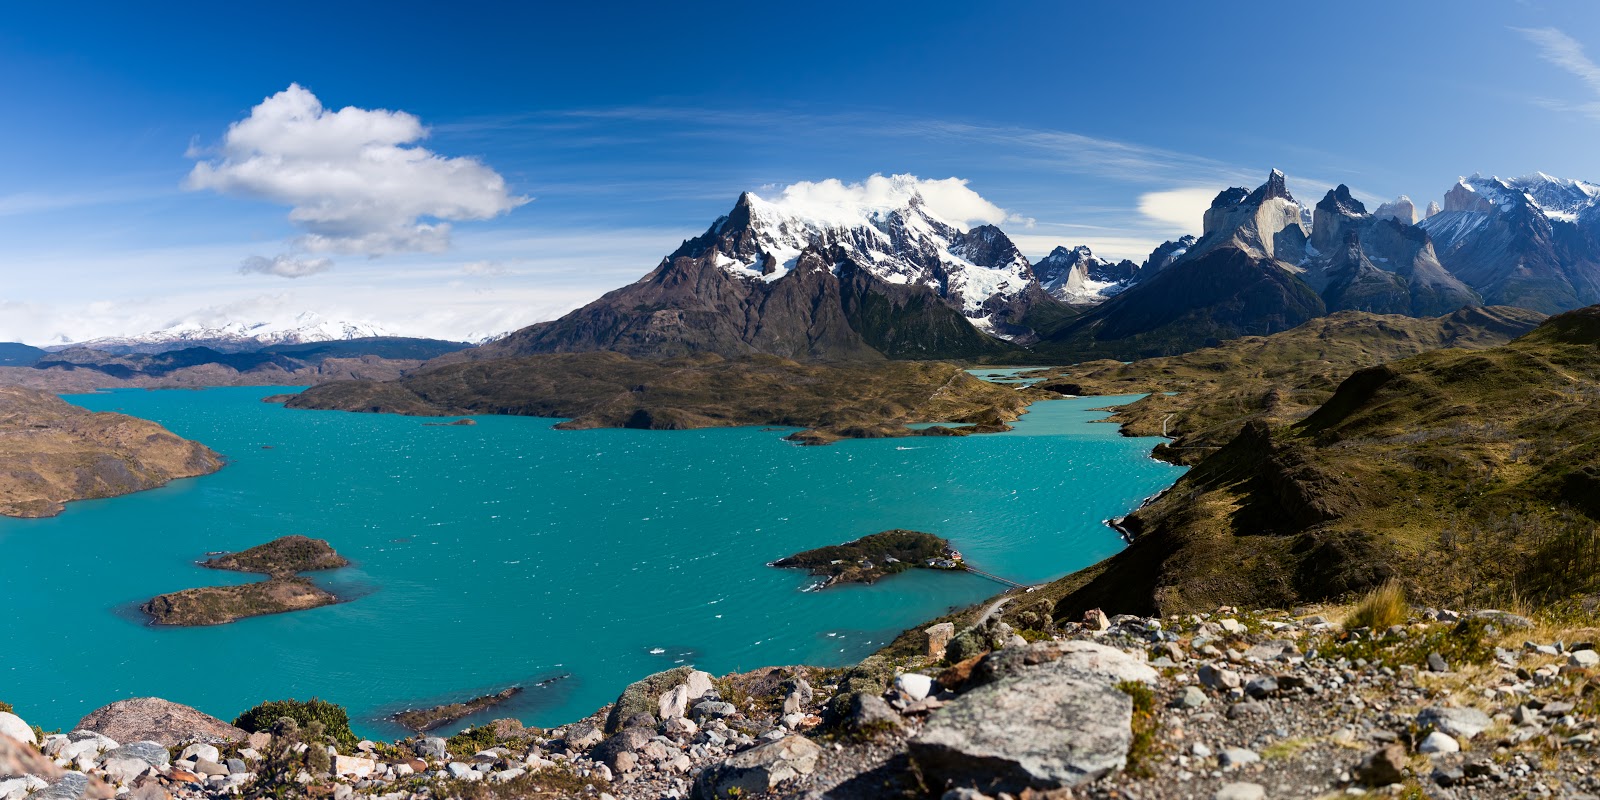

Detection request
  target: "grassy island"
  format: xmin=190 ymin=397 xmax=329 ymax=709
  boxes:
xmin=772 ymin=529 xmax=962 ymax=588
xmin=142 ymin=535 xmax=350 ymax=626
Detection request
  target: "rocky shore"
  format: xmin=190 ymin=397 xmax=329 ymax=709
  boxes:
xmin=8 ymin=593 xmax=1600 ymax=800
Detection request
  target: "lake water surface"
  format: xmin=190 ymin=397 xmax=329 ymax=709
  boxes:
xmin=0 ymin=386 xmax=1183 ymax=737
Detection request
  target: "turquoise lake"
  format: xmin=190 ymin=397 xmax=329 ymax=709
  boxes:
xmin=0 ymin=386 xmax=1183 ymax=738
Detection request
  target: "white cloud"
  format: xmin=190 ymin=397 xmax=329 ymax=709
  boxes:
xmin=759 ymin=173 xmax=1020 ymax=231
xmin=1008 ymin=233 xmax=1163 ymax=264
xmin=186 ymin=83 xmax=529 ymax=256
xmin=239 ymin=254 xmax=334 ymax=278
xmin=1514 ymin=27 xmax=1600 ymax=120
xmin=1136 ymin=187 xmax=1220 ymax=235
xmin=461 ymin=260 xmax=510 ymax=277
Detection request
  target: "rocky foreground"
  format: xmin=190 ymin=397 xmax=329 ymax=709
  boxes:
xmin=0 ymin=386 xmax=222 ymax=518
xmin=7 ymin=600 xmax=1600 ymax=800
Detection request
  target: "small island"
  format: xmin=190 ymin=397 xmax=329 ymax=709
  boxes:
xmin=392 ymin=687 xmax=522 ymax=732
xmin=142 ymin=535 xmax=350 ymax=626
xmin=771 ymin=529 xmax=964 ymax=589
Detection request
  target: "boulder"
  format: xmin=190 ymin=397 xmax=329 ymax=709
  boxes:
xmin=692 ymin=735 xmax=822 ymax=799
xmin=416 ymin=737 xmax=447 ymax=760
xmin=30 ymin=773 xmax=97 ymax=800
xmin=1215 ymin=783 xmax=1265 ymax=800
xmin=564 ymin=721 xmax=603 ymax=750
xmin=333 ymin=755 xmax=377 ymax=778
xmin=1 ymin=734 xmax=112 ymax=799
xmin=101 ymin=742 xmax=169 ymax=768
xmin=847 ymin=694 xmax=903 ymax=733
xmin=74 ymin=699 xmax=242 ymax=747
xmin=944 ymin=629 xmax=988 ymax=664
xmin=1569 ymin=649 xmax=1600 ymax=668
xmin=177 ymin=743 xmax=218 ymax=764
xmin=910 ymin=666 xmax=1133 ymax=793
xmin=0 ymin=714 xmax=35 ymax=747
xmin=974 ymin=641 xmax=1158 ymax=687
xmin=1417 ymin=706 xmax=1491 ymax=740
xmin=1418 ymin=731 xmax=1459 ymax=754
xmin=689 ymin=701 xmax=736 ymax=721
xmin=46 ymin=733 xmax=117 ymax=764
xmin=604 ymin=667 xmax=714 ymax=733
xmin=1355 ymin=743 xmax=1407 ymax=786
xmin=925 ymin=622 xmax=956 ymax=658
xmin=895 ymin=673 xmax=935 ymax=702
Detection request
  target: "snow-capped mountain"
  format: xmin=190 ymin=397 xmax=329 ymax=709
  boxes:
xmin=481 ymin=179 xmax=1064 ymax=361
xmin=1419 ymin=173 xmax=1600 ymax=312
xmin=63 ymin=313 xmax=395 ymax=354
xmin=1033 ymin=245 xmax=1138 ymax=304
xmin=691 ymin=180 xmax=1042 ymax=335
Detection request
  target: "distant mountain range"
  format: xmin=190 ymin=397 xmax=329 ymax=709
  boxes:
xmin=481 ymin=167 xmax=1600 ymax=362
xmin=21 ymin=168 xmax=1600 ymax=365
xmin=51 ymin=312 xmax=404 ymax=355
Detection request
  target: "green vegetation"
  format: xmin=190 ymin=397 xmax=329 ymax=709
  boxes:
xmin=772 ymin=530 xmax=957 ymax=587
xmin=1319 ymin=619 xmax=1496 ymax=671
xmin=202 ymin=535 xmax=349 ymax=578
xmin=1040 ymin=305 xmax=1600 ymax=618
xmin=1026 ymin=306 xmax=1543 ymax=465
xmin=1116 ymin=680 xmax=1160 ymax=778
xmin=287 ymin=352 xmax=1045 ymax=445
xmin=234 ymin=698 xmax=358 ymax=750
xmin=446 ymin=761 xmax=610 ymax=799
xmin=1344 ymin=580 xmax=1408 ymax=631
xmin=243 ymin=716 xmax=337 ymax=799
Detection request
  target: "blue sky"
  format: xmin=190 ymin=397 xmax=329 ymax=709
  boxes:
xmin=3 ymin=0 xmax=1600 ymax=343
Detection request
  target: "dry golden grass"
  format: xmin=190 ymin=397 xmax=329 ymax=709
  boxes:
xmin=1343 ymin=580 xmax=1408 ymax=631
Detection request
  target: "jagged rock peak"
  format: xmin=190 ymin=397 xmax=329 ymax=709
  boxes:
xmin=1209 ymin=187 xmax=1249 ymax=210
xmin=1144 ymin=236 xmax=1196 ymax=273
xmin=1425 ymin=201 xmax=1442 ymax=218
xmin=1246 ymin=168 xmax=1294 ymax=204
xmin=1374 ymin=196 xmax=1417 ymax=224
xmin=1316 ymin=185 xmax=1367 ymax=216
xmin=1035 ymin=245 xmax=1137 ymax=304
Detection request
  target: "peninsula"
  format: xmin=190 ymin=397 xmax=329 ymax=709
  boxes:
xmin=772 ymin=530 xmax=962 ymax=588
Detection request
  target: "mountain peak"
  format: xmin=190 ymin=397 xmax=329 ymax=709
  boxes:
xmin=1316 ymin=185 xmax=1367 ymax=216
xmin=1246 ymin=168 xmax=1294 ymax=204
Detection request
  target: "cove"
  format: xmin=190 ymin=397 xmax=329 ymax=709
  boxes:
xmin=0 ymin=386 xmax=1184 ymax=738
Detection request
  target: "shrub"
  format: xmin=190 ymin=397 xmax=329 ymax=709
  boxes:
xmin=0 ymin=701 xmax=12 ymax=713
xmin=234 ymin=698 xmax=358 ymax=750
xmin=1344 ymin=580 xmax=1407 ymax=631
xmin=1116 ymin=680 xmax=1159 ymax=778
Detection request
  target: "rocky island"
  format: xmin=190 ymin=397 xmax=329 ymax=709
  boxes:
xmin=772 ymin=529 xmax=962 ymax=588
xmin=391 ymin=687 xmax=523 ymax=733
xmin=0 ymin=385 xmax=222 ymax=518
xmin=286 ymin=352 xmax=1042 ymax=445
xmin=141 ymin=536 xmax=349 ymax=626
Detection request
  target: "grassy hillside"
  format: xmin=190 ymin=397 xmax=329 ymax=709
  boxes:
xmin=1039 ymin=305 xmax=1600 ymax=618
xmin=1026 ymin=306 xmax=1545 ymax=465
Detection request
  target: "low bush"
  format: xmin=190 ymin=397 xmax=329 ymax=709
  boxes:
xmin=234 ymin=698 xmax=358 ymax=750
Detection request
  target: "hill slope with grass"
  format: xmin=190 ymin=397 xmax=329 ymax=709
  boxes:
xmin=1028 ymin=305 xmax=1544 ymax=465
xmin=1040 ymin=304 xmax=1600 ymax=618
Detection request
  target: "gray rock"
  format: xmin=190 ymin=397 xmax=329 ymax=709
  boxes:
xmin=1172 ymin=686 xmax=1209 ymax=709
xmin=1226 ymin=702 xmax=1269 ymax=721
xmin=689 ymin=701 xmax=737 ymax=721
xmin=1433 ymin=765 xmax=1465 ymax=787
xmin=445 ymin=762 xmax=475 ymax=780
xmin=909 ymin=668 xmax=1133 ymax=792
xmin=0 ymin=776 xmax=49 ymax=800
xmin=226 ymin=758 xmax=248 ymax=774
xmin=1244 ymin=676 xmax=1278 ymax=699
xmin=1214 ymin=783 xmax=1265 ymax=800
xmin=975 ymin=640 xmax=1158 ymax=687
xmin=565 ymin=721 xmax=603 ymax=750
xmin=692 ymin=735 xmax=821 ymax=799
xmin=100 ymin=756 xmax=152 ymax=784
xmin=1570 ymin=649 xmax=1600 ymax=668
xmin=848 ymin=694 xmax=903 ymax=732
xmin=1198 ymin=664 xmax=1241 ymax=690
xmin=29 ymin=774 xmax=91 ymax=800
xmin=1427 ymin=652 xmax=1449 ymax=672
xmin=1417 ymin=706 xmax=1492 ymax=740
xmin=417 ymin=737 xmax=448 ymax=760
xmin=102 ymin=741 xmax=169 ymax=767
xmin=1219 ymin=748 xmax=1259 ymax=769
xmin=1470 ymin=610 xmax=1533 ymax=631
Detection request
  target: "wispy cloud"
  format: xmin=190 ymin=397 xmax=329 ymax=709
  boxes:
xmin=1513 ymin=26 xmax=1600 ymax=120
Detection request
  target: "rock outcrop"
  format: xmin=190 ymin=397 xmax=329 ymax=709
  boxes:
xmin=74 ymin=698 xmax=244 ymax=747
